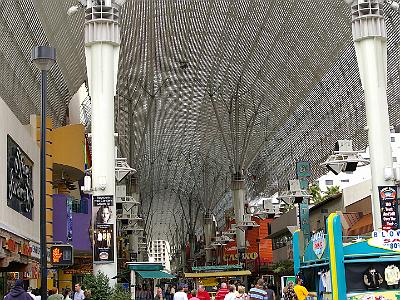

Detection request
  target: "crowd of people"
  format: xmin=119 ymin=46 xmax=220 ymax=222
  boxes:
xmin=4 ymin=277 xmax=315 ymax=300
xmin=3 ymin=282 xmax=90 ymax=300
xmin=136 ymin=277 xmax=316 ymax=300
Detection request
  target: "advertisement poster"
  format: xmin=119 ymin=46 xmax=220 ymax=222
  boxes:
xmin=7 ymin=135 xmax=34 ymax=220
xmin=378 ymin=186 xmax=398 ymax=231
xmin=93 ymin=223 xmax=114 ymax=262
xmin=93 ymin=195 xmax=113 ymax=207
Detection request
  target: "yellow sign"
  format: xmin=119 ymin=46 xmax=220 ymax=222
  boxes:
xmin=223 ymin=252 xmax=258 ymax=262
xmin=200 ymin=278 xmax=219 ymax=286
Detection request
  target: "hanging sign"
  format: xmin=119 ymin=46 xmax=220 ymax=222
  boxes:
xmin=312 ymin=230 xmax=326 ymax=259
xmin=93 ymin=223 xmax=114 ymax=263
xmin=7 ymin=135 xmax=34 ymax=220
xmin=93 ymin=195 xmax=113 ymax=207
xmin=369 ymin=230 xmax=400 ymax=252
xmin=378 ymin=186 xmax=398 ymax=231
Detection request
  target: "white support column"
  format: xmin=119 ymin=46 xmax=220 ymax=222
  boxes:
xmin=349 ymin=0 xmax=394 ymax=230
xmin=232 ymin=173 xmax=245 ymax=251
xmin=204 ymin=213 xmax=213 ymax=263
xmin=84 ymin=1 xmax=123 ymax=285
xmin=130 ymin=270 xmax=136 ymax=300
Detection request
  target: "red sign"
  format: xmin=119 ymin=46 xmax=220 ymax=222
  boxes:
xmin=6 ymin=239 xmax=17 ymax=253
xmin=223 ymin=217 xmax=273 ymax=272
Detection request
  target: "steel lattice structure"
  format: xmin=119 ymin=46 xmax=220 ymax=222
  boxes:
xmin=3 ymin=0 xmax=400 ymax=240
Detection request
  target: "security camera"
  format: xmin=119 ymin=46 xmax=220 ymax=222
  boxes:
xmin=390 ymin=1 xmax=400 ymax=11
xmin=67 ymin=5 xmax=80 ymax=16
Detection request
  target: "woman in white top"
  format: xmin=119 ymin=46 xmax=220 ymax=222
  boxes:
xmin=224 ymin=286 xmax=237 ymax=300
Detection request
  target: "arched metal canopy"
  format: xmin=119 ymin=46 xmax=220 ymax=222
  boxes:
xmin=3 ymin=0 xmax=400 ymax=240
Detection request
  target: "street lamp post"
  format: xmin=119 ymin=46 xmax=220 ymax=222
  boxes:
xmin=31 ymin=46 xmax=56 ymax=300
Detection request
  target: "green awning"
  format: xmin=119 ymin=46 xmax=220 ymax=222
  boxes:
xmin=137 ymin=270 xmax=175 ymax=279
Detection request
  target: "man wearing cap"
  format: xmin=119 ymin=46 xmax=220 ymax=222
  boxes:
xmin=4 ymin=279 xmax=35 ymax=300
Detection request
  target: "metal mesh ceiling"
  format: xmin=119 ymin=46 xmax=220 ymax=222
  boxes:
xmin=6 ymin=0 xmax=400 ymax=240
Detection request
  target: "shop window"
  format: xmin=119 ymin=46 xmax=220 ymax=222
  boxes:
xmin=325 ymin=180 xmax=334 ymax=186
xmin=72 ymin=198 xmax=89 ymax=214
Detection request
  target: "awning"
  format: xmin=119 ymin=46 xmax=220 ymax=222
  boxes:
xmin=347 ymin=213 xmax=373 ymax=236
xmin=137 ymin=270 xmax=175 ymax=279
xmin=184 ymin=270 xmax=251 ymax=278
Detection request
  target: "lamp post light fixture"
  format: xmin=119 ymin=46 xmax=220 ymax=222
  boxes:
xmin=31 ymin=45 xmax=56 ymax=300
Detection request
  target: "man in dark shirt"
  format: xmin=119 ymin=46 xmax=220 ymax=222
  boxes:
xmin=4 ymin=279 xmax=34 ymax=300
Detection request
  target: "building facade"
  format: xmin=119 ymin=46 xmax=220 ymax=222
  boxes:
xmin=148 ymin=240 xmax=171 ymax=272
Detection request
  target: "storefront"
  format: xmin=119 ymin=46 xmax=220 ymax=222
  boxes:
xmin=293 ymin=212 xmax=400 ymax=300
xmin=0 ymin=229 xmax=39 ymax=298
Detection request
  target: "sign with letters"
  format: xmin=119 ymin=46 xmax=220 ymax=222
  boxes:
xmin=378 ymin=186 xmax=398 ymax=231
xmin=93 ymin=195 xmax=113 ymax=207
xmin=312 ymin=230 xmax=326 ymax=259
xmin=7 ymin=135 xmax=34 ymax=220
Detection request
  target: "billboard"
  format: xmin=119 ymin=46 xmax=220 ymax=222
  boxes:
xmin=378 ymin=186 xmax=398 ymax=231
xmin=93 ymin=223 xmax=114 ymax=262
xmin=7 ymin=135 xmax=34 ymax=220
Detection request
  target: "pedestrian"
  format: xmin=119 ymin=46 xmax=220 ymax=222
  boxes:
xmin=32 ymin=289 xmax=41 ymax=300
xmin=196 ymin=285 xmax=210 ymax=300
xmin=293 ymin=278 xmax=316 ymax=300
xmin=248 ymin=279 xmax=268 ymax=300
xmin=235 ymin=286 xmax=248 ymax=300
xmin=63 ymin=289 xmax=72 ymax=300
xmin=73 ymin=284 xmax=85 ymax=300
xmin=283 ymin=281 xmax=297 ymax=300
xmin=83 ymin=290 xmax=91 ymax=300
xmin=173 ymin=285 xmax=188 ymax=300
xmin=263 ymin=284 xmax=275 ymax=300
xmin=4 ymin=280 xmax=35 ymax=300
xmin=48 ymin=288 xmax=63 ymax=300
xmin=223 ymin=286 xmax=236 ymax=300
xmin=215 ymin=283 xmax=229 ymax=300
xmin=155 ymin=287 xmax=164 ymax=300
xmin=190 ymin=290 xmax=200 ymax=300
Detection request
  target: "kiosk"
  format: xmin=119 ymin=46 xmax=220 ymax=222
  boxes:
xmin=293 ymin=213 xmax=400 ymax=300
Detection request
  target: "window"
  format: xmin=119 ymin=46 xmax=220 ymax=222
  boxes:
xmin=391 ymin=137 xmax=396 ymax=142
xmin=325 ymin=180 xmax=334 ymax=186
xmin=394 ymin=157 xmax=398 ymax=162
xmin=72 ymin=198 xmax=88 ymax=214
xmin=272 ymin=233 xmax=293 ymax=250
xmin=341 ymin=179 xmax=350 ymax=183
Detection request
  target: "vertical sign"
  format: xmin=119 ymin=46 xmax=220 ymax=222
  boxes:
xmin=66 ymin=196 xmax=73 ymax=242
xmin=296 ymin=161 xmax=311 ymax=244
xmin=93 ymin=195 xmax=114 ymax=263
xmin=378 ymin=186 xmax=398 ymax=231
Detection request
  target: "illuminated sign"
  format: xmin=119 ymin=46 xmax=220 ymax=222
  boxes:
xmin=50 ymin=245 xmax=73 ymax=266
xmin=223 ymin=252 xmax=258 ymax=262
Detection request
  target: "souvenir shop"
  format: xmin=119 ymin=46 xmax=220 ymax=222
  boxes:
xmin=293 ymin=213 xmax=400 ymax=300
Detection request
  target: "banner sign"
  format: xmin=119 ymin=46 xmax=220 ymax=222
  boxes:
xmin=369 ymin=230 xmax=400 ymax=251
xmin=7 ymin=135 xmax=34 ymax=220
xmin=66 ymin=196 xmax=73 ymax=242
xmin=311 ymin=230 xmax=326 ymax=259
xmin=93 ymin=223 xmax=114 ymax=263
xmin=296 ymin=161 xmax=311 ymax=178
xmin=378 ymin=186 xmax=398 ymax=231
xmin=93 ymin=195 xmax=113 ymax=207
